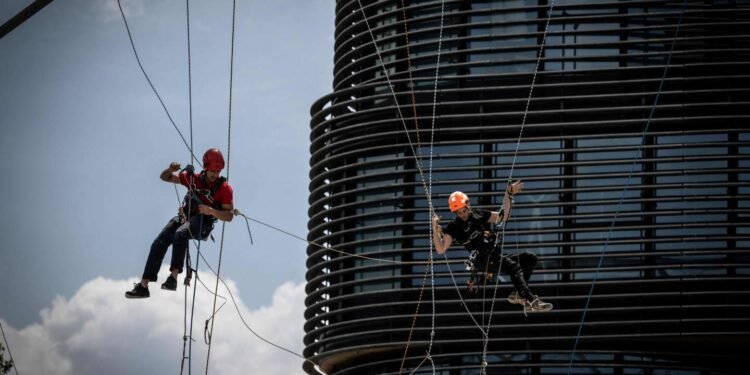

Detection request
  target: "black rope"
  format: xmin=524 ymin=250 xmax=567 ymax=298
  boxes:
xmin=235 ymin=212 xmax=429 ymax=265
xmin=115 ymin=0 xmax=201 ymax=167
xmin=194 ymin=250 xmax=326 ymax=373
xmin=195 ymin=274 xmax=227 ymax=346
xmin=240 ymin=212 xmax=254 ymax=245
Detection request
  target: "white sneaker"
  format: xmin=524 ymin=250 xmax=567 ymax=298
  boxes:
xmin=507 ymin=291 xmax=526 ymax=305
xmin=524 ymin=297 xmax=553 ymax=313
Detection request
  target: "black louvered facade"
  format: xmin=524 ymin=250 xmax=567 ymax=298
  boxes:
xmin=305 ymin=1 xmax=750 ymax=374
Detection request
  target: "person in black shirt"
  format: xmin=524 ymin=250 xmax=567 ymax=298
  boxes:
xmin=432 ymin=180 xmax=552 ymax=313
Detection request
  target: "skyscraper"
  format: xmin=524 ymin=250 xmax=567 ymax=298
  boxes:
xmin=306 ymin=1 xmax=749 ymax=373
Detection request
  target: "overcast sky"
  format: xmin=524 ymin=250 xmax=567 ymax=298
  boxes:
xmin=0 ymin=0 xmax=334 ymax=373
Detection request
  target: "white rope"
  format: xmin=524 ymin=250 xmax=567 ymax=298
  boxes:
xmin=354 ymin=0 xmax=496 ymax=348
xmin=479 ymin=1 xmax=558 ymax=372
xmin=354 ymin=0 xmax=436 ymax=215
xmin=425 ymin=1 xmax=445 ymax=370
xmin=404 ymin=1 xmax=446 ymax=372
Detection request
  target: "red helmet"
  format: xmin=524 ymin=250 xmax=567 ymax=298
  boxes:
xmin=448 ymin=191 xmax=470 ymax=212
xmin=203 ymin=148 xmax=225 ymax=171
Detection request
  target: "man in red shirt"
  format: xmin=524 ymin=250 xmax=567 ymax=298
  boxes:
xmin=126 ymin=148 xmax=234 ymax=299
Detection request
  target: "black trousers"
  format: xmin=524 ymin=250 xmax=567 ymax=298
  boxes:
xmin=473 ymin=250 xmax=538 ymax=300
xmin=141 ymin=215 xmax=214 ymax=282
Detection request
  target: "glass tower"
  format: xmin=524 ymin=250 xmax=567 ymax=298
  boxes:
xmin=306 ymin=1 xmax=750 ymax=373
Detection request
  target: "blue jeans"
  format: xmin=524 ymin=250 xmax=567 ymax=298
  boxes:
xmin=141 ymin=215 xmax=214 ymax=282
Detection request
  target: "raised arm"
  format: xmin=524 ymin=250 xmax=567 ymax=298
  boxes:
xmin=160 ymin=162 xmax=181 ymax=184
xmin=490 ymin=179 xmax=523 ymax=224
xmin=432 ymin=214 xmax=453 ymax=254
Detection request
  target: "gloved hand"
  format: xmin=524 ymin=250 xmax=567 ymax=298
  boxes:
xmin=183 ymin=164 xmax=195 ymax=175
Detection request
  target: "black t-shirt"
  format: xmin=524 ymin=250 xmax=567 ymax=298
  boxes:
xmin=443 ymin=208 xmax=495 ymax=251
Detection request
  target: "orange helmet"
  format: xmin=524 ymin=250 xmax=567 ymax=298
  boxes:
xmin=203 ymin=148 xmax=225 ymax=171
xmin=448 ymin=191 xmax=470 ymax=212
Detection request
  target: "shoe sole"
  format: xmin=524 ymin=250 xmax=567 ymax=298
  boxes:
xmin=125 ymin=293 xmax=149 ymax=299
xmin=524 ymin=304 xmax=554 ymax=313
xmin=161 ymin=285 xmax=177 ymax=291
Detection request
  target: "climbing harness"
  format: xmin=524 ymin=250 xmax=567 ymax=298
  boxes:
xmin=179 ymin=167 xmax=224 ymax=291
xmin=179 ymin=167 xmax=226 ymax=222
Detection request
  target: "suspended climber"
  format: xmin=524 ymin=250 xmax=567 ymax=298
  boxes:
xmin=431 ymin=180 xmax=553 ymax=313
xmin=126 ymin=148 xmax=234 ymax=299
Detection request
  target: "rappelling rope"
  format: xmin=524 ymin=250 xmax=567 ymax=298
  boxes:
xmin=354 ymin=0 xmax=436 ymax=212
xmin=476 ymin=1 xmax=559 ymax=372
xmin=236 ymin=213 xmax=490 ymax=338
xmin=116 ymin=1 xmax=328 ymax=372
xmin=392 ymin=1 xmax=432 ymax=365
xmin=567 ymin=2 xmax=688 ymax=373
xmin=396 ymin=0 xmax=446 ymax=373
xmin=159 ymin=218 xmax=328 ymax=375
xmin=398 ymin=0 xmax=423 ymax=159
xmin=354 ymin=0 xmax=491 ymax=351
xmin=237 ymin=212 xmax=426 ymax=265
xmin=204 ymin=0 xmax=236 ymax=373
xmin=376 ymin=0 xmax=560 ymax=368
xmin=182 ymin=0 xmax=200 ymax=373
xmin=423 ymin=1 xmax=447 ymax=371
xmin=171 ymin=187 xmax=229 ymax=341
xmin=115 ymin=0 xmax=201 ymax=167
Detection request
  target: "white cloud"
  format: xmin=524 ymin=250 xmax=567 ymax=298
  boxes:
xmin=0 ymin=274 xmax=308 ymax=375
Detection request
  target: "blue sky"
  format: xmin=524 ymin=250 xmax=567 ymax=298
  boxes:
xmin=0 ymin=0 xmax=333 ymax=373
